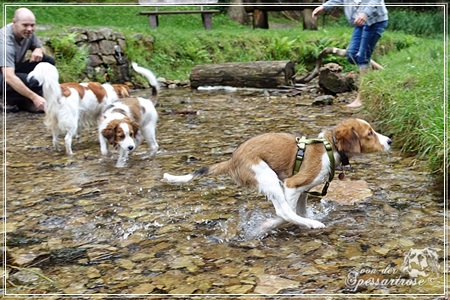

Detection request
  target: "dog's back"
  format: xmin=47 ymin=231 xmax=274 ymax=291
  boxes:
xmin=164 ymin=133 xmax=302 ymax=187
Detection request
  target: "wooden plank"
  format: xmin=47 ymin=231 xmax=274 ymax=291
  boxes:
xmin=140 ymin=10 xmax=220 ymax=29
xmin=201 ymin=12 xmax=213 ymax=29
xmin=138 ymin=0 xmax=220 ymax=30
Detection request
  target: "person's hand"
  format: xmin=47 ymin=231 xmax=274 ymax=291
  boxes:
xmin=354 ymin=12 xmax=368 ymax=26
xmin=312 ymin=6 xmax=325 ymax=19
xmin=31 ymin=94 xmax=46 ymax=111
xmin=30 ymin=48 xmax=44 ymax=63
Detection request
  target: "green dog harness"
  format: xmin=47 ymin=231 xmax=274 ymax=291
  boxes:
xmin=293 ymin=136 xmax=335 ymax=197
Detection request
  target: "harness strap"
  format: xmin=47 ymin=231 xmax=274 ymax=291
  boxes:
xmin=293 ymin=136 xmax=335 ymax=197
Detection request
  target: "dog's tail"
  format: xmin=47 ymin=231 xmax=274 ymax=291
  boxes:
xmin=131 ymin=62 xmax=159 ymax=104
xmin=163 ymin=161 xmax=230 ymax=183
xmin=27 ymin=62 xmax=61 ymax=105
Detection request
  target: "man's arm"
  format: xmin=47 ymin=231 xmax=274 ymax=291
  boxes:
xmin=312 ymin=0 xmax=343 ymax=19
xmin=2 ymin=66 xmax=46 ymax=110
xmin=30 ymin=47 xmax=44 ymax=63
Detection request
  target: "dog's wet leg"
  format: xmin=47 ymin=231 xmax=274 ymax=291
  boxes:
xmin=64 ymin=132 xmax=74 ymax=156
xmin=296 ymin=193 xmax=308 ymax=217
xmin=52 ymin=129 xmax=60 ymax=152
xmin=143 ymin=128 xmax=158 ymax=157
xmin=252 ymin=161 xmax=325 ymax=229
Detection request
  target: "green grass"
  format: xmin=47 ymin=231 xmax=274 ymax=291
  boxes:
xmin=362 ymin=40 xmax=447 ymax=177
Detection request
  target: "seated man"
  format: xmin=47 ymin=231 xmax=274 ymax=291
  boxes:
xmin=0 ymin=7 xmax=55 ymax=113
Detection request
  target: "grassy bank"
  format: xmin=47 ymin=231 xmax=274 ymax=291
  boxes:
xmin=362 ymin=40 xmax=447 ymax=178
xmin=2 ymin=5 xmax=447 ymax=180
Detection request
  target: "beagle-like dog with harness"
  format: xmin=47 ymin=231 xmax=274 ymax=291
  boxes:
xmin=163 ymin=118 xmax=392 ymax=236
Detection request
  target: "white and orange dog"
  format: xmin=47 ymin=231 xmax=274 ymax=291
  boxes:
xmin=163 ymin=118 xmax=391 ymax=236
xmin=27 ymin=63 xmax=131 ymax=155
xmin=98 ymin=62 xmax=159 ymax=167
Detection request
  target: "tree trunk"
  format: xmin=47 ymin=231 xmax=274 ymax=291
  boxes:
xmin=227 ymin=0 xmax=249 ymax=25
xmin=252 ymin=9 xmax=269 ymax=29
xmin=190 ymin=61 xmax=296 ymax=89
xmin=302 ymin=8 xmax=317 ymax=30
xmin=301 ymin=0 xmax=318 ymax=30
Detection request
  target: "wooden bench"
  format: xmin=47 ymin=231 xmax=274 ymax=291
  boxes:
xmin=243 ymin=0 xmax=321 ymax=30
xmin=138 ymin=0 xmax=220 ymax=30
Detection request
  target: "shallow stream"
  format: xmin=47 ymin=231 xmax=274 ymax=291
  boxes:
xmin=3 ymin=87 xmax=445 ymax=296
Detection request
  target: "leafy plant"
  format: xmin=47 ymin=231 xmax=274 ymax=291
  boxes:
xmin=265 ymin=36 xmax=297 ymax=60
xmin=47 ymin=32 xmax=88 ymax=82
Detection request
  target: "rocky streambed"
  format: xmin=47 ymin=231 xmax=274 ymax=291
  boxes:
xmin=3 ymin=87 xmax=445 ymax=296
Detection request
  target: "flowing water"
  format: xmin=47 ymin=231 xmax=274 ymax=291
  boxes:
xmin=3 ymin=87 xmax=446 ymax=297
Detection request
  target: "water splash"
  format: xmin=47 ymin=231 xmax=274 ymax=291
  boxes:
xmin=307 ymin=198 xmax=339 ymax=221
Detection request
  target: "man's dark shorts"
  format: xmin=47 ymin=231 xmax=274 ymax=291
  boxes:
xmin=1 ymin=55 xmax=55 ymax=112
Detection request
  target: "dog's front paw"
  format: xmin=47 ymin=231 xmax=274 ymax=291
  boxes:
xmin=101 ymin=149 xmax=111 ymax=157
xmin=306 ymin=219 xmax=325 ymax=229
xmin=148 ymin=149 xmax=158 ymax=158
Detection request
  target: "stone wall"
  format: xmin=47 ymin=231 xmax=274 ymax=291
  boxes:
xmin=70 ymin=27 xmax=129 ymax=83
xmin=40 ymin=27 xmax=190 ymax=88
xmin=42 ymin=27 xmax=132 ymax=83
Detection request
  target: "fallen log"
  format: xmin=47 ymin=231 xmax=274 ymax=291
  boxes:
xmin=297 ymin=47 xmax=383 ymax=83
xmin=190 ymin=60 xmax=296 ymax=89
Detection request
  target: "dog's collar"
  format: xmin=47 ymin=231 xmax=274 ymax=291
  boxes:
xmin=293 ymin=136 xmax=335 ymax=197
xmin=330 ymin=133 xmax=350 ymax=167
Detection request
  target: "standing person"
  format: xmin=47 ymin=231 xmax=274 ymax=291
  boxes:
xmin=0 ymin=7 xmax=55 ymax=113
xmin=312 ymin=0 xmax=388 ymax=108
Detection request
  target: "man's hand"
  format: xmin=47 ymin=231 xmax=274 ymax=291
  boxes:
xmin=2 ymin=67 xmax=46 ymax=111
xmin=354 ymin=13 xmax=368 ymax=26
xmin=30 ymin=48 xmax=44 ymax=63
xmin=31 ymin=94 xmax=46 ymax=111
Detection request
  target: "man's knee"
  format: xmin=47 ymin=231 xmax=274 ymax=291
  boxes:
xmin=42 ymin=55 xmax=55 ymax=65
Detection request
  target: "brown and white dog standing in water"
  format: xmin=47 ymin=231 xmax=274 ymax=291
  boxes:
xmin=163 ymin=118 xmax=392 ymax=236
xmin=98 ymin=62 xmax=159 ymax=167
xmin=28 ymin=63 xmax=115 ymax=155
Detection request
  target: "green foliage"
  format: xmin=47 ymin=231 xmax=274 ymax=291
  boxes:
xmin=266 ymin=36 xmax=298 ymax=61
xmin=47 ymin=32 xmax=88 ymax=82
xmin=362 ymin=40 xmax=446 ymax=176
xmin=387 ymin=9 xmax=445 ymax=37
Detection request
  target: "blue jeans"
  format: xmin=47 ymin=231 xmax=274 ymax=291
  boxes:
xmin=346 ymin=20 xmax=388 ymax=69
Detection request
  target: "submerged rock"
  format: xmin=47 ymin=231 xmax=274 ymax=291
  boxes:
xmin=9 ymin=268 xmax=45 ymax=285
xmin=225 ymin=284 xmax=254 ymax=294
xmin=321 ymin=180 xmax=373 ymax=204
xmin=254 ymin=274 xmax=299 ymax=294
xmin=312 ymin=95 xmax=334 ymax=106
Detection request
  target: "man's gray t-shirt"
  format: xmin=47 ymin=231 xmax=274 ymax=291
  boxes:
xmin=0 ymin=23 xmax=42 ymax=68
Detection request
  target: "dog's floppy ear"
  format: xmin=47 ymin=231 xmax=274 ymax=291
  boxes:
xmin=102 ymin=124 xmax=117 ymax=144
xmin=131 ymin=120 xmax=139 ymax=136
xmin=334 ymin=125 xmax=361 ymax=156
